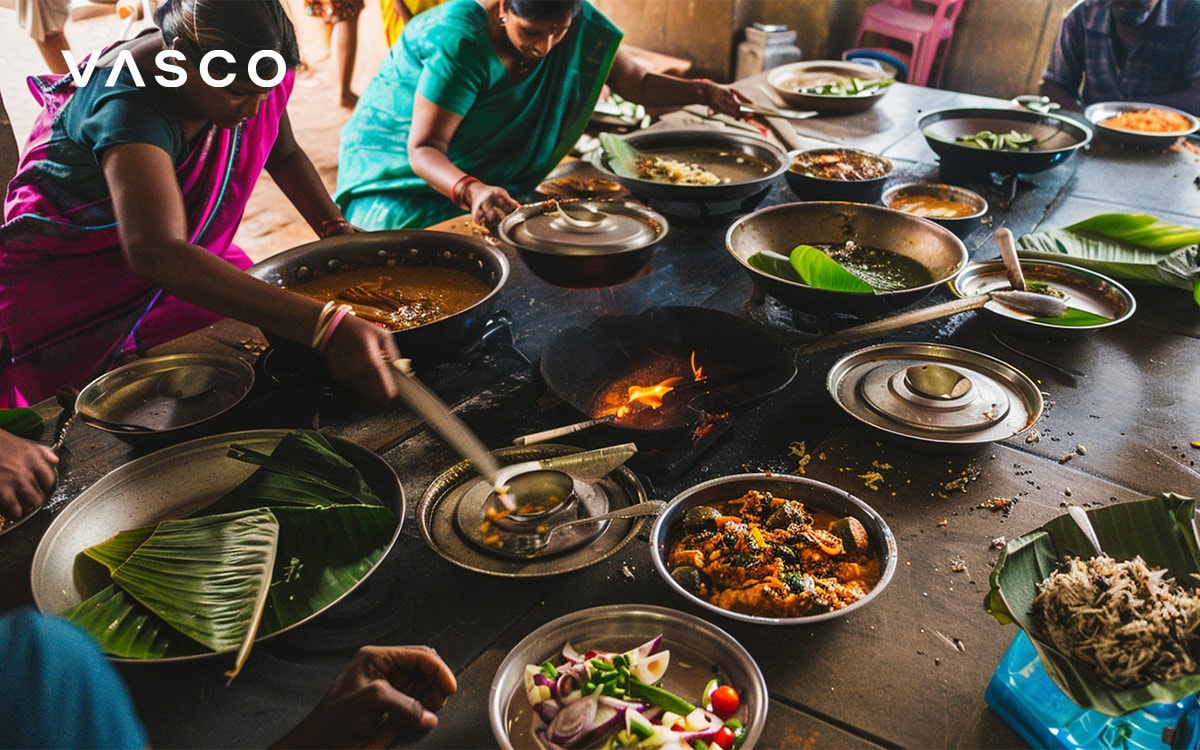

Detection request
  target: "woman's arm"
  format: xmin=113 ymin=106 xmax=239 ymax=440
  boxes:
xmin=408 ymin=93 xmax=520 ymax=228
xmin=605 ymin=47 xmax=745 ymax=118
xmin=266 ymin=111 xmax=355 ymax=238
xmin=100 ymin=143 xmax=400 ymax=403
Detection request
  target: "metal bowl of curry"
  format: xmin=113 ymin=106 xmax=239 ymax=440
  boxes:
xmin=247 ymin=229 xmax=508 ymax=367
xmin=650 ymin=472 xmax=898 ymax=625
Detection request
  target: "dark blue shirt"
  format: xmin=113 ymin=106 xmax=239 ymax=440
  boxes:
xmin=1042 ymin=0 xmax=1200 ymax=113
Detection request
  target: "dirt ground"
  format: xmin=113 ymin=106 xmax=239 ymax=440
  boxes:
xmin=0 ymin=0 xmax=394 ymax=261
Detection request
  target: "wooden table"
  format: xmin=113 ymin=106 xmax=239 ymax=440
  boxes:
xmin=3 ymin=81 xmax=1200 ymax=749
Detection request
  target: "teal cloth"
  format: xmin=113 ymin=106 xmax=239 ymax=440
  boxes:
xmin=0 ymin=610 xmax=148 ymax=748
xmin=335 ymin=0 xmax=621 ymax=229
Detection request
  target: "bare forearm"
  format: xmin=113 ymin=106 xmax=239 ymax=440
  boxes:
xmin=610 ymin=69 xmax=710 ymax=109
xmin=409 ymin=144 xmax=467 ymax=201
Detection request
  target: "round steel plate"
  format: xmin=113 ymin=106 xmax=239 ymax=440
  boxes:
xmin=490 ymin=604 xmax=768 ymax=750
xmin=828 ymin=342 xmax=1043 ymax=449
xmin=30 ymin=429 xmax=404 ymax=661
xmin=766 ymin=59 xmax=892 ymax=114
xmin=1084 ymin=101 xmax=1200 ymax=149
xmin=950 ymin=259 xmax=1135 ymax=336
xmin=418 ymin=444 xmax=648 ymax=577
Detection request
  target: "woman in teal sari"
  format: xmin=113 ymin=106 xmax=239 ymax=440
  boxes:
xmin=336 ymin=0 xmax=746 ymax=230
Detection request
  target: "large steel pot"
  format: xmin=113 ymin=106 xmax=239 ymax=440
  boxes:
xmin=593 ymin=128 xmax=788 ymax=218
xmin=247 ymin=230 xmax=508 ymax=366
xmin=726 ymin=201 xmax=968 ymax=318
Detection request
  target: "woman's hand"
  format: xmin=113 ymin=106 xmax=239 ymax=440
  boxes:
xmin=0 ymin=430 xmax=58 ymax=521
xmin=321 ymin=315 xmax=402 ymax=405
xmin=700 ymin=79 xmax=749 ymax=119
xmin=463 ymin=181 xmax=520 ymax=230
xmin=272 ymin=645 xmax=457 ymax=749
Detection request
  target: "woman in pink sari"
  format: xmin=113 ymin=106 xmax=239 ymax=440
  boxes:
xmin=0 ymin=0 xmax=399 ymax=408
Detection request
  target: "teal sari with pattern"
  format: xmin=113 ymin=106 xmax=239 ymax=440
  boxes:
xmin=336 ymin=0 xmax=621 ymax=229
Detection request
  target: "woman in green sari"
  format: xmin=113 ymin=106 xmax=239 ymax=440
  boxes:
xmin=336 ymin=0 xmax=746 ymax=230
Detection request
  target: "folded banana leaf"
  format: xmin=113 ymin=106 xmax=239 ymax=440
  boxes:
xmin=985 ymin=494 xmax=1200 ymax=715
xmin=58 ymin=430 xmax=398 ymax=673
xmin=599 ymin=132 xmax=641 ymax=179
xmin=1017 ymin=213 xmax=1200 ymax=306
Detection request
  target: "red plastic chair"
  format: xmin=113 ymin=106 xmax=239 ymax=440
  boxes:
xmin=853 ymin=0 xmax=965 ymax=87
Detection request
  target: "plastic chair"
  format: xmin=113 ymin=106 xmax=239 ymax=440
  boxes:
xmin=854 ymin=0 xmax=964 ymax=87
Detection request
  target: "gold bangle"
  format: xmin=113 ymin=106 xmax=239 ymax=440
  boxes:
xmin=311 ymin=300 xmax=338 ymax=349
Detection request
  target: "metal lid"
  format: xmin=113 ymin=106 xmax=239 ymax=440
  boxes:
xmin=499 ymin=199 xmax=666 ymax=256
xmin=827 ymin=342 xmax=1042 ymax=447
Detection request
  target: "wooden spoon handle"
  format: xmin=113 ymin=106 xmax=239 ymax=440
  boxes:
xmin=994 ymin=227 xmax=1026 ymax=291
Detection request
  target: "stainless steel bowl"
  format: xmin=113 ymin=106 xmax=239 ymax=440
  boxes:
xmin=490 ymin=604 xmax=768 ymax=748
xmin=786 ymin=147 xmax=893 ymax=203
xmin=725 ymin=201 xmax=969 ymax=317
xmin=649 ymin=472 xmax=897 ymax=625
xmin=881 ymin=182 xmax=988 ymax=238
xmin=1084 ymin=101 xmax=1200 ymax=150
xmin=767 ymin=60 xmax=893 ymax=115
xmin=919 ymin=107 xmax=1092 ymax=176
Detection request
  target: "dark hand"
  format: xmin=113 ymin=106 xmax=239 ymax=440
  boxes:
xmin=465 ymin=182 xmax=520 ymax=230
xmin=273 ymin=645 xmax=457 ymax=749
xmin=703 ymin=81 xmax=749 ymax=119
xmin=321 ymin=315 xmax=402 ymax=405
xmin=0 ymin=430 xmax=58 ymax=521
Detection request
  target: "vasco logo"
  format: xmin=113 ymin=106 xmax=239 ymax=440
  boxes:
xmin=62 ymin=49 xmax=287 ymax=88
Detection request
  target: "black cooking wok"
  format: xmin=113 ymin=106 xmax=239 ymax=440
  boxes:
xmin=919 ymin=107 xmax=1092 ymax=176
xmin=594 ymin=129 xmax=788 ymax=218
xmin=247 ymin=230 xmax=508 ymax=366
xmin=540 ymin=306 xmax=798 ymax=436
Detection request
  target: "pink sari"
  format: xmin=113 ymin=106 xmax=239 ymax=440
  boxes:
xmin=0 ymin=71 xmax=294 ymax=407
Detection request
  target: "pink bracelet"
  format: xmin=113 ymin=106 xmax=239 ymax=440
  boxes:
xmin=316 ymin=304 xmax=352 ymax=354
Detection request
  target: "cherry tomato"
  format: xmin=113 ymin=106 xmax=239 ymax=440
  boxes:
xmin=711 ymin=726 xmax=737 ymax=749
xmin=709 ymin=685 xmax=741 ymax=718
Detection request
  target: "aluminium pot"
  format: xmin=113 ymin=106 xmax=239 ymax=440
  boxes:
xmin=247 ymin=229 xmax=509 ymax=367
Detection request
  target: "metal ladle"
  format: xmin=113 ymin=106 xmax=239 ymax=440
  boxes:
xmin=551 ymin=201 xmax=609 ymax=233
xmin=905 ymin=364 xmax=973 ymax=400
xmin=507 ymin=500 xmax=667 ymax=555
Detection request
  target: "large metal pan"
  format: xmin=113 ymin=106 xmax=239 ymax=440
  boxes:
xmin=918 ymin=107 xmax=1092 ymax=176
xmin=539 ymin=306 xmax=797 ymax=436
xmin=247 ymin=230 xmax=508 ymax=366
xmin=593 ymin=129 xmax=788 ymax=218
xmin=726 ymin=201 xmax=969 ymax=318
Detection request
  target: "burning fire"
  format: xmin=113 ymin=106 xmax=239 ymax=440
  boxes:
xmin=608 ymin=352 xmax=706 ymax=419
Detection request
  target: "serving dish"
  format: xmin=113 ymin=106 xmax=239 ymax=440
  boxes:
xmin=918 ymin=107 xmax=1092 ymax=176
xmin=1084 ymin=101 xmax=1200 ymax=150
xmin=490 ymin=604 xmax=768 ymax=748
xmin=594 ymin=128 xmax=787 ymax=218
xmin=785 ymin=147 xmax=893 ymax=203
xmin=987 ymin=494 xmax=1200 ymax=716
xmin=649 ymin=472 xmax=897 ymax=625
xmin=881 ymin=182 xmax=988 ymax=238
xmin=31 ymin=429 xmax=403 ymax=663
xmin=498 ymin=199 xmax=667 ymax=288
xmin=725 ymin=201 xmax=968 ymax=318
xmin=767 ymin=60 xmax=893 ymax=114
xmin=950 ymin=259 xmax=1135 ymax=337
xmin=75 ymin=352 xmax=255 ymax=446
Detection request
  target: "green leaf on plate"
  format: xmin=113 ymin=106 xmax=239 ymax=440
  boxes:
xmin=1030 ymin=307 xmax=1114 ymax=327
xmin=1065 ymin=213 xmax=1200 ymax=252
xmin=599 ymin=132 xmax=640 ymax=179
xmin=789 ymin=244 xmax=874 ymax=293
xmin=985 ymin=494 xmax=1200 ymax=716
xmin=747 ymin=250 xmax=803 ymax=283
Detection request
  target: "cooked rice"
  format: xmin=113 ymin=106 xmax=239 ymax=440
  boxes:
xmin=635 ymin=156 xmax=724 ymax=186
xmin=1033 ymin=555 xmax=1200 ymax=688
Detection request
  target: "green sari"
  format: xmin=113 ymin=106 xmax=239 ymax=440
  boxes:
xmin=336 ymin=0 xmax=621 ymax=229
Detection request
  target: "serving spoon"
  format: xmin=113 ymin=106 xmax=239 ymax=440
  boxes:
xmin=507 ymin=500 xmax=667 ymax=555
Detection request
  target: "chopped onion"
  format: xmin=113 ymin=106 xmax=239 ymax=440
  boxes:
xmin=525 ymin=665 xmax=553 ymax=706
xmin=631 ymin=649 xmax=670 ymax=684
xmin=622 ymin=634 xmax=663 ymax=661
xmin=547 ymin=694 xmax=597 ymax=745
xmin=561 ymin=641 xmax=583 ymax=663
xmin=532 ymin=726 xmax=569 ymax=750
xmin=532 ymin=699 xmax=561 ymax=725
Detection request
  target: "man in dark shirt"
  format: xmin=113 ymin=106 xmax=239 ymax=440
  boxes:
xmin=1039 ymin=0 xmax=1200 ymax=115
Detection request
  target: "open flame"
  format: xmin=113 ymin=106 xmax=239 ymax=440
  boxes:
xmin=608 ymin=351 xmax=706 ymax=419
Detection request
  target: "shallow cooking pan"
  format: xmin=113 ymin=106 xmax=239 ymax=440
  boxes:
xmin=918 ymin=107 xmax=1092 ymax=176
xmin=247 ymin=229 xmax=508 ymax=367
xmin=540 ymin=306 xmax=798 ymax=436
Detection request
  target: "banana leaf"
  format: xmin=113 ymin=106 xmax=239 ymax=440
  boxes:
xmin=788 ymin=244 xmax=874 ymax=293
xmin=58 ymin=430 xmax=399 ymax=668
xmin=599 ymin=132 xmax=640 ymax=179
xmin=0 ymin=407 xmax=44 ymax=438
xmin=985 ymin=494 xmax=1200 ymax=715
xmin=747 ymin=250 xmax=803 ymax=283
xmin=1017 ymin=213 xmax=1200 ymax=306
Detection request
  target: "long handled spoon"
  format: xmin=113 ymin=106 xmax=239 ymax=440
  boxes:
xmin=508 ymin=500 xmax=667 ymax=555
xmin=994 ymin=227 xmax=1026 ymax=291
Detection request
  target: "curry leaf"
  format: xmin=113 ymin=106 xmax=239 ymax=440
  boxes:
xmin=986 ymin=494 xmax=1200 ymax=716
xmin=789 ymin=244 xmax=874 ymax=293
